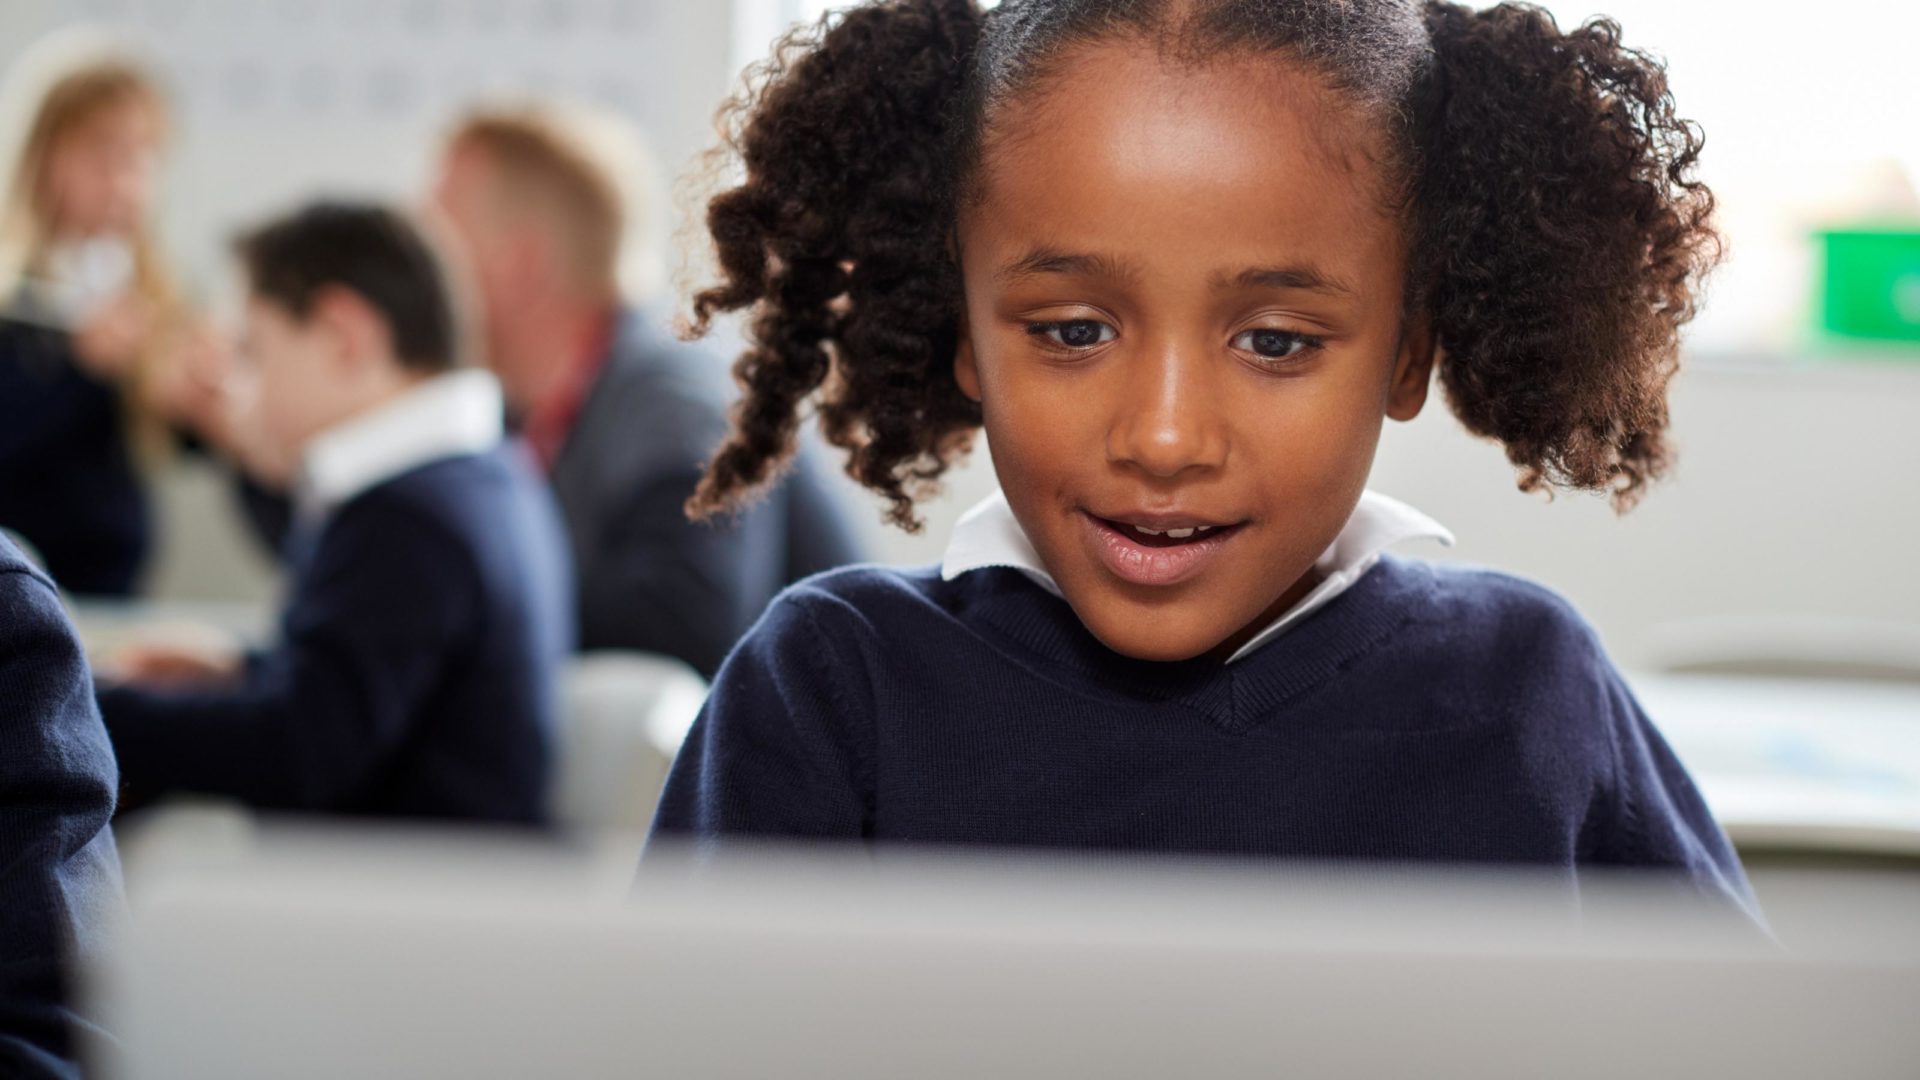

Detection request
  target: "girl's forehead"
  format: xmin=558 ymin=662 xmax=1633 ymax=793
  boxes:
xmin=983 ymin=39 xmax=1390 ymax=191
xmin=963 ymin=41 xmax=1405 ymax=277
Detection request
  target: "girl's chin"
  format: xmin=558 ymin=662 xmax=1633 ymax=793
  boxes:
xmin=1068 ymin=599 xmax=1238 ymax=664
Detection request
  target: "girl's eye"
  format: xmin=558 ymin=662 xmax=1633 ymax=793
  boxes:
xmin=1029 ymin=319 xmax=1115 ymax=349
xmin=1231 ymin=328 xmax=1319 ymax=361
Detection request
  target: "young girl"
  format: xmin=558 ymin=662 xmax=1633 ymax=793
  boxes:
xmin=0 ymin=41 xmax=186 ymax=596
xmin=651 ymin=0 xmax=1750 ymax=909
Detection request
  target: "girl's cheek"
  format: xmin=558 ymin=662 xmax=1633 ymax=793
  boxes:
xmin=982 ymin=351 xmax=1092 ymax=439
xmin=972 ymin=377 xmax=1070 ymax=489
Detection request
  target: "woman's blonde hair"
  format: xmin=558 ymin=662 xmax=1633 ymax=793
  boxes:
xmin=0 ymin=34 xmax=175 ymax=313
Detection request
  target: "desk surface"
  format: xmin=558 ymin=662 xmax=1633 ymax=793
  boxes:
xmin=66 ymin=598 xmax=272 ymax=658
xmin=1631 ymin=673 xmax=1920 ymax=856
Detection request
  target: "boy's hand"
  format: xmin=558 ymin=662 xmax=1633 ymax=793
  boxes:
xmin=147 ymin=318 xmax=235 ymax=438
xmin=148 ymin=323 xmax=298 ymax=491
xmin=99 ymin=639 xmax=244 ymax=691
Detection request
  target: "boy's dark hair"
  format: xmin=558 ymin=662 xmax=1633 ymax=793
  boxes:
xmin=688 ymin=0 xmax=1718 ymax=529
xmin=236 ymin=201 xmax=462 ymax=373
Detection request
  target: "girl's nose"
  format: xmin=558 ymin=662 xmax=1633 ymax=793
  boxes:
xmin=1105 ymin=342 xmax=1229 ymax=479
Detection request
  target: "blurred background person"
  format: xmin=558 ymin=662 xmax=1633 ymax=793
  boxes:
xmin=96 ymin=201 xmax=573 ymax=825
xmin=431 ymin=103 xmax=865 ymax=679
xmin=0 ymin=532 xmax=121 ymax=1080
xmin=0 ymin=36 xmax=197 ymax=598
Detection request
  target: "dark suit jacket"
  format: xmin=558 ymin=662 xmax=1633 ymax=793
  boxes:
xmin=0 ymin=536 xmax=123 ymax=1079
xmin=549 ymin=309 xmax=865 ymax=677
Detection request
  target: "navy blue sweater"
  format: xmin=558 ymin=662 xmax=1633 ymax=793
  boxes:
xmin=651 ymin=558 xmax=1755 ymax=911
xmin=0 ymin=537 xmax=123 ymax=1080
xmin=0 ymin=320 xmax=148 ymax=597
xmin=98 ymin=445 xmax=574 ymax=824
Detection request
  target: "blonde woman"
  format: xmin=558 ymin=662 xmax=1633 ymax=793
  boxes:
xmin=0 ymin=35 xmax=190 ymax=597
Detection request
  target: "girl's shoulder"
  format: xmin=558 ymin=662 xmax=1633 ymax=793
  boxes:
xmin=1375 ymin=555 xmax=1613 ymax=673
xmin=761 ymin=562 xmax=966 ymax=634
xmin=709 ymin=564 xmax=984 ymax=718
xmin=1417 ymin=557 xmax=1595 ymax=628
xmin=744 ymin=562 xmax=1072 ymax=677
xmin=1371 ymin=558 xmax=1638 ymax=772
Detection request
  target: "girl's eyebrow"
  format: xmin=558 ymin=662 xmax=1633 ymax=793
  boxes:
xmin=993 ymin=248 xmax=1354 ymax=298
xmin=1218 ymin=265 xmax=1355 ymax=296
xmin=995 ymin=248 xmax=1138 ymax=284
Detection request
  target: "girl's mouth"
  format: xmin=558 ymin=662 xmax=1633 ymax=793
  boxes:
xmin=1080 ymin=511 xmax=1246 ymax=587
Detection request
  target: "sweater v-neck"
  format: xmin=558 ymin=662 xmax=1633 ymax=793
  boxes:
xmin=951 ymin=556 xmax=1437 ymax=734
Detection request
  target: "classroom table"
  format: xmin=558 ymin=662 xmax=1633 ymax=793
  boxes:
xmin=66 ymin=598 xmax=274 ymax=659
xmin=1632 ymin=672 xmax=1920 ymax=857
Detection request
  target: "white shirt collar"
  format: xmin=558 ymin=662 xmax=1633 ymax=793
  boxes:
xmin=940 ymin=488 xmax=1454 ymax=664
xmin=298 ymin=368 xmax=504 ymax=518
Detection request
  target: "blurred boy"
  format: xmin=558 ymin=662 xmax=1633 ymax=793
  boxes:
xmin=1 ymin=533 xmax=122 ymax=1080
xmin=96 ymin=202 xmax=573 ymax=824
xmin=432 ymin=104 xmax=865 ymax=678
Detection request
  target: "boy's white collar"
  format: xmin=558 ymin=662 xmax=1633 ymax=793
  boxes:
xmin=940 ymin=488 xmax=1454 ymax=664
xmin=298 ymin=368 xmax=504 ymax=518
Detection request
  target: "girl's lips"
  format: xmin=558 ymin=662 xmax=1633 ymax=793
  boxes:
xmin=1080 ymin=511 xmax=1243 ymax=587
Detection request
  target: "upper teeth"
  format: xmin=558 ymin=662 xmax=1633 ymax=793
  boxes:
xmin=1133 ymin=525 xmax=1210 ymax=538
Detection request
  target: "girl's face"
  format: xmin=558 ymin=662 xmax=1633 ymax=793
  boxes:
xmin=955 ymin=43 xmax=1434 ymax=663
xmin=42 ymin=97 xmax=161 ymax=240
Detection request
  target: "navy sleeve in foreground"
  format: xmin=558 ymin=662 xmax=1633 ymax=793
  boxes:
xmin=0 ymin=560 xmax=124 ymax=1080
xmin=648 ymin=591 xmax=872 ymax=843
xmin=97 ymin=499 xmax=475 ymax=811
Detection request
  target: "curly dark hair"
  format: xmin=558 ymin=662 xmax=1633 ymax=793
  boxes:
xmin=686 ymin=0 xmax=1717 ymax=529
